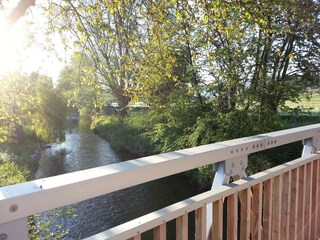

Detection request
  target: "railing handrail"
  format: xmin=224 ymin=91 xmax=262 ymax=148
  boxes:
xmin=84 ymin=154 xmax=319 ymax=240
xmin=1 ymin=123 xmax=320 ymax=225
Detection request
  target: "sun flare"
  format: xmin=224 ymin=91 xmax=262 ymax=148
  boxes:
xmin=0 ymin=18 xmax=19 ymax=75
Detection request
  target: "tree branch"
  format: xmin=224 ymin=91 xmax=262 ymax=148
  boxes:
xmin=6 ymin=0 xmax=35 ymax=27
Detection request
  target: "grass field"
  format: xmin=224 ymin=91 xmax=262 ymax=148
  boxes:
xmin=285 ymin=93 xmax=320 ymax=111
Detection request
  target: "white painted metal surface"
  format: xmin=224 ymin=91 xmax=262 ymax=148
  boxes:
xmin=1 ymin=123 xmax=320 ymax=239
xmin=224 ymin=155 xmax=248 ymax=177
xmin=206 ymin=155 xmax=248 ymax=237
xmin=302 ymin=138 xmax=314 ymax=156
xmin=0 ymin=218 xmax=28 ymax=240
xmin=206 ymin=162 xmax=231 ymax=237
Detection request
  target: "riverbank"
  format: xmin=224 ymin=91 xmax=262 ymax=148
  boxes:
xmin=94 ymin=114 xmax=157 ymax=157
xmin=0 ymin=131 xmax=42 ymax=190
xmin=1 ymin=134 xmax=41 ymax=180
xmin=93 ymin=112 xmax=320 ymax=189
xmin=93 ymin=114 xmax=215 ymax=189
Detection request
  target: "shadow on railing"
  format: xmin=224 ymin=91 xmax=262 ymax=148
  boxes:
xmin=1 ymin=124 xmax=320 ymax=239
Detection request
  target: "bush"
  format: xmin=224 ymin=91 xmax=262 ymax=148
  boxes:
xmin=94 ymin=113 xmax=157 ymax=156
xmin=0 ymin=151 xmax=29 ymax=187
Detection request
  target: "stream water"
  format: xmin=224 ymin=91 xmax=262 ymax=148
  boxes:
xmin=35 ymin=120 xmax=202 ymax=239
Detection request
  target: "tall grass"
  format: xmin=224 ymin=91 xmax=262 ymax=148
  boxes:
xmin=94 ymin=112 xmax=157 ymax=156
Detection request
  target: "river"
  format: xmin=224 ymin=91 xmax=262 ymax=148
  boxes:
xmin=35 ymin=120 xmax=202 ymax=239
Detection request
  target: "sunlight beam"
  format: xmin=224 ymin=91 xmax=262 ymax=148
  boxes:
xmin=0 ymin=19 xmax=18 ymax=75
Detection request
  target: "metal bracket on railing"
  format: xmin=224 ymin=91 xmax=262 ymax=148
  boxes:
xmin=214 ymin=155 xmax=248 ymax=179
xmin=207 ymin=155 xmax=248 ymax=238
xmin=312 ymin=136 xmax=320 ymax=150
xmin=302 ymin=136 xmax=320 ymax=156
xmin=224 ymin=155 xmax=248 ymax=178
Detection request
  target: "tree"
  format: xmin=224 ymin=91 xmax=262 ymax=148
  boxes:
xmin=56 ymin=52 xmax=106 ymax=121
xmin=0 ymin=72 xmax=67 ymax=143
xmin=43 ymin=0 xmax=319 ymax=148
xmin=134 ymin=0 xmax=319 ymax=149
xmin=28 ymin=72 xmax=67 ymax=142
xmin=236 ymin=0 xmax=320 ymax=113
xmin=46 ymin=0 xmax=141 ymax=123
xmin=5 ymin=0 xmax=35 ymax=26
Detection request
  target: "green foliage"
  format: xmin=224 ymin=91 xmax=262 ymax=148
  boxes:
xmin=186 ymin=166 xmax=215 ymax=190
xmin=0 ymin=151 xmax=29 ymax=187
xmin=2 ymin=132 xmax=39 ymax=174
xmin=49 ymin=0 xmax=319 ymax=130
xmin=45 ymin=0 xmax=319 ymax=187
xmin=56 ymin=53 xmax=106 ymax=121
xmin=47 ymin=0 xmax=138 ymax=121
xmin=247 ymin=141 xmax=302 ymax=175
xmin=148 ymin=108 xmax=285 ymax=154
xmin=29 ymin=76 xmax=67 ymax=142
xmin=0 ymin=72 xmax=67 ymax=143
xmin=0 ymin=106 xmax=15 ymax=142
xmin=95 ymin=113 xmax=156 ymax=156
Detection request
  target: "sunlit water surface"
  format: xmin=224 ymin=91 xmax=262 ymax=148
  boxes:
xmin=35 ymin=120 xmax=201 ymax=239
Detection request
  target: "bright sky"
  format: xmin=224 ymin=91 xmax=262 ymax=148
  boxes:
xmin=0 ymin=1 xmax=66 ymax=83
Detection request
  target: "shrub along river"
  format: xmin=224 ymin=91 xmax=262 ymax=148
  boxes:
xmin=35 ymin=120 xmax=202 ymax=239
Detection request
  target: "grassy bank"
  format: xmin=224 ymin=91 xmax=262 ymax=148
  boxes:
xmin=94 ymin=112 xmax=158 ymax=157
xmin=0 ymin=131 xmax=40 ymax=186
xmin=94 ymin=113 xmax=212 ymax=188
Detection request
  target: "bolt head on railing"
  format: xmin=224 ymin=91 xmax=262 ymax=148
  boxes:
xmin=9 ymin=204 xmax=18 ymax=213
xmin=0 ymin=233 xmax=8 ymax=240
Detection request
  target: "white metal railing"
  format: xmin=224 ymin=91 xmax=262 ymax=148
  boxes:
xmin=1 ymin=123 xmax=320 ymax=239
xmin=85 ymin=154 xmax=320 ymax=240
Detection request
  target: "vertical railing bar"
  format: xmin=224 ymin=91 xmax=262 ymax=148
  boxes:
xmin=304 ymin=162 xmax=312 ymax=239
xmin=310 ymin=160 xmax=318 ymax=240
xmin=317 ymin=158 xmax=320 ymax=239
xmin=239 ymin=188 xmax=251 ymax=240
xmin=263 ymin=179 xmax=273 ymax=240
xmin=176 ymin=214 xmax=188 ymax=240
xmin=286 ymin=171 xmax=291 ymax=240
xmin=272 ymin=175 xmax=282 ymax=240
xmin=289 ymin=167 xmax=299 ymax=240
xmin=212 ymin=198 xmax=223 ymax=240
xmin=128 ymin=235 xmax=141 ymax=240
xmin=297 ymin=165 xmax=306 ymax=240
xmin=227 ymin=193 xmax=238 ymax=240
xmin=280 ymin=171 xmax=291 ymax=240
xmin=251 ymin=183 xmax=262 ymax=240
xmin=153 ymin=223 xmax=166 ymax=240
xmin=195 ymin=206 xmax=206 ymax=240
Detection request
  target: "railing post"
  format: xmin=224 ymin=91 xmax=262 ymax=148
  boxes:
xmin=206 ymin=156 xmax=248 ymax=239
xmin=0 ymin=218 xmax=28 ymax=240
xmin=206 ymin=162 xmax=229 ymax=239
